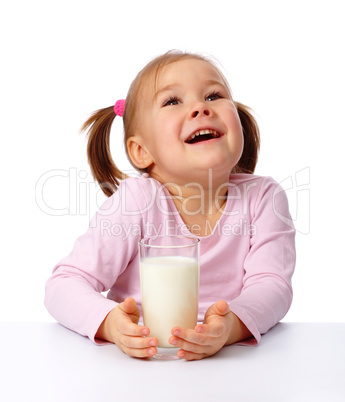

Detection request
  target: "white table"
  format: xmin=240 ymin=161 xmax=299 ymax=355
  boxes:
xmin=0 ymin=323 xmax=344 ymax=401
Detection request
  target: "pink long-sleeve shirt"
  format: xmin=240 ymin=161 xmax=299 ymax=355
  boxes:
xmin=45 ymin=174 xmax=296 ymax=345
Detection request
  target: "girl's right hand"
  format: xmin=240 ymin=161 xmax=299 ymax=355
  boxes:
xmin=96 ymin=297 xmax=158 ymax=358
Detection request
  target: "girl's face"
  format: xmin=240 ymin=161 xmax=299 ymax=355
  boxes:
xmin=132 ymin=58 xmax=244 ymax=185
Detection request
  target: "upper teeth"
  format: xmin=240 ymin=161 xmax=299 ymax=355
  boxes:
xmin=190 ymin=129 xmax=219 ymax=140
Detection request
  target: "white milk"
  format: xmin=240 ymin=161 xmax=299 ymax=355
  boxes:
xmin=140 ymin=256 xmax=199 ymax=347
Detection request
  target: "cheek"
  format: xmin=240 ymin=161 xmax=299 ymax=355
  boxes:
xmin=161 ymin=113 xmax=180 ymax=129
xmin=158 ymin=117 xmax=182 ymax=144
xmin=231 ymin=131 xmax=244 ymax=162
xmin=229 ymin=111 xmax=245 ymax=156
xmin=228 ymin=110 xmax=244 ymax=141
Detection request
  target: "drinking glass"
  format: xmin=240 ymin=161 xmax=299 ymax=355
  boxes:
xmin=139 ymin=235 xmax=200 ymax=359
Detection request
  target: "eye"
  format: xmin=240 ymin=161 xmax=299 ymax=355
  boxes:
xmin=205 ymin=91 xmax=223 ymax=102
xmin=162 ymin=96 xmax=181 ymax=107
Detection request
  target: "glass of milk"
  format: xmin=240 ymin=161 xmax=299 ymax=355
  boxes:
xmin=139 ymin=235 xmax=200 ymax=359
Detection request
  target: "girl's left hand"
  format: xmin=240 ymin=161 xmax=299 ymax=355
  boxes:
xmin=168 ymin=300 xmax=234 ymax=361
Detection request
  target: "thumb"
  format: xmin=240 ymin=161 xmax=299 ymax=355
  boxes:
xmin=119 ymin=297 xmax=139 ymax=315
xmin=205 ymin=300 xmax=230 ymax=318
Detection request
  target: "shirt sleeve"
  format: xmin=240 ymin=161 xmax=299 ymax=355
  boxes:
xmin=44 ymin=180 xmax=145 ymax=344
xmin=228 ymin=176 xmax=296 ymax=345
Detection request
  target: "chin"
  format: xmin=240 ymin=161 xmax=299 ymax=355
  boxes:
xmin=202 ymin=155 xmax=237 ymax=171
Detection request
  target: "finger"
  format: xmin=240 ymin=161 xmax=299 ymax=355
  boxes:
xmin=117 ymin=318 xmax=151 ymax=338
xmin=194 ymin=322 xmax=227 ymax=338
xmin=205 ymin=300 xmax=230 ymax=319
xmin=115 ymin=320 xmax=158 ymax=358
xmin=114 ymin=326 xmax=158 ymax=358
xmin=118 ymin=333 xmax=158 ymax=350
xmin=170 ymin=327 xmax=204 ymax=345
xmin=169 ymin=334 xmax=211 ymax=354
xmin=177 ymin=349 xmax=207 ymax=361
xmin=119 ymin=297 xmax=140 ymax=316
xmin=121 ymin=345 xmax=158 ymax=359
xmin=171 ymin=324 xmax=225 ymax=345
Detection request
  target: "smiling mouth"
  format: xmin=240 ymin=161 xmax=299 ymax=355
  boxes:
xmin=185 ymin=129 xmax=222 ymax=144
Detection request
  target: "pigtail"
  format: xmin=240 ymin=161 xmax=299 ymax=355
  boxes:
xmin=81 ymin=106 xmax=127 ymax=197
xmin=233 ymin=102 xmax=261 ymax=174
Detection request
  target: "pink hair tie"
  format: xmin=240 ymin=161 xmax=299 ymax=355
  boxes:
xmin=114 ymin=99 xmax=126 ymax=117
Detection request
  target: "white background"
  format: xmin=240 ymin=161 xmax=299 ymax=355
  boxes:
xmin=1 ymin=0 xmax=344 ymax=323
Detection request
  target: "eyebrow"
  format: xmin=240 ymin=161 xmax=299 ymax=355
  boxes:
xmin=154 ymin=79 xmax=227 ymax=100
xmin=154 ymin=84 xmax=179 ymax=100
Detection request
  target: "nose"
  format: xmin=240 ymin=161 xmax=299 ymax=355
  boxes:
xmin=190 ymin=102 xmax=212 ymax=118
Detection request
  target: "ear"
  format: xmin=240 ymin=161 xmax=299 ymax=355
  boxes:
xmin=127 ymin=136 xmax=154 ymax=169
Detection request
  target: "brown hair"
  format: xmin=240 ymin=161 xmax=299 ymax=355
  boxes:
xmin=82 ymin=50 xmax=260 ymax=197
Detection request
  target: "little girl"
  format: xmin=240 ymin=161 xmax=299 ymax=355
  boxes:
xmin=45 ymin=50 xmax=296 ymax=360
